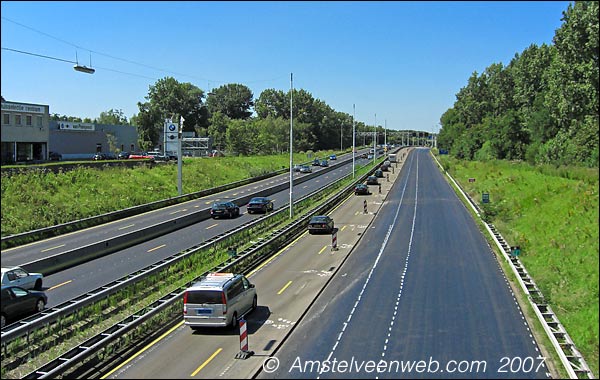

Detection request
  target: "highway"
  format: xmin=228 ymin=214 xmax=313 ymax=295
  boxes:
xmin=101 ymin=148 xmax=549 ymax=379
xmin=2 ymin=151 xmax=374 ymax=309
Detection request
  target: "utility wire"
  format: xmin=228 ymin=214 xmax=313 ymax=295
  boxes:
xmin=2 ymin=16 xmax=288 ymax=86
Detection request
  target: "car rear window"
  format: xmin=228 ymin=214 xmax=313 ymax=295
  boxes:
xmin=186 ymin=290 xmax=223 ymax=304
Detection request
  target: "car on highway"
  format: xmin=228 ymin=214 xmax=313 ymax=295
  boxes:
xmin=1 ymin=286 xmax=47 ymax=328
xmin=1 ymin=266 xmax=43 ymax=290
xmin=312 ymin=158 xmax=321 ymax=166
xmin=308 ymin=215 xmax=335 ymax=234
xmin=320 ymin=159 xmax=329 ymax=167
xmin=374 ymin=169 xmax=384 ymax=178
xmin=329 ymin=154 xmax=337 ymax=160
xmin=299 ymin=165 xmax=312 ymax=173
xmin=210 ymin=201 xmax=240 ymax=219
xmin=293 ymin=164 xmax=302 ymax=172
xmin=354 ymin=183 xmax=370 ymax=195
xmin=360 ymin=153 xmax=368 ymax=159
xmin=247 ymin=197 xmax=274 ymax=214
xmin=366 ymin=175 xmax=379 ymax=185
xmin=183 ymin=272 xmax=257 ymax=330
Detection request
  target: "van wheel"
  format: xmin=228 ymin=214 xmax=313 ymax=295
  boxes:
xmin=230 ymin=312 xmax=238 ymax=330
xmin=35 ymin=299 xmax=45 ymax=313
xmin=1 ymin=313 xmax=6 ymax=328
xmin=34 ymin=279 xmax=43 ymax=290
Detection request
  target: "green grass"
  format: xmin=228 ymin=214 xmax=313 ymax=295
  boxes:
xmin=0 ymin=149 xmax=346 ymax=237
xmin=438 ymin=156 xmax=599 ymax=377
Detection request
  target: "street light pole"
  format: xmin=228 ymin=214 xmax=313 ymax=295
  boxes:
xmin=289 ymin=73 xmax=294 ymax=218
xmin=178 ymin=115 xmax=184 ymax=196
xmin=384 ymin=119 xmax=387 ymax=154
xmin=373 ymin=113 xmax=377 ymax=165
xmin=352 ymin=103 xmax=356 ymax=178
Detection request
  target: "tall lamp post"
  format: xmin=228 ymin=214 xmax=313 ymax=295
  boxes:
xmin=289 ymin=73 xmax=294 ymax=218
xmin=178 ymin=115 xmax=184 ymax=196
xmin=373 ymin=113 xmax=377 ymax=165
xmin=352 ymin=104 xmax=356 ymax=178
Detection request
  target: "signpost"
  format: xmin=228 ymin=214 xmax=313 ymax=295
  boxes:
xmin=482 ymin=192 xmax=490 ymax=204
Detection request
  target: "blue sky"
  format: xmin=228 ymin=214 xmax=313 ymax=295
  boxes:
xmin=1 ymin=1 xmax=570 ymax=133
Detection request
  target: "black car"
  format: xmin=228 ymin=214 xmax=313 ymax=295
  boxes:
xmin=354 ymin=184 xmax=370 ymax=195
xmin=308 ymin=215 xmax=334 ymax=234
xmin=320 ymin=160 xmax=329 ymax=167
xmin=366 ymin=175 xmax=379 ymax=185
xmin=1 ymin=286 xmax=47 ymax=328
xmin=117 ymin=151 xmax=130 ymax=159
xmin=247 ymin=197 xmax=274 ymax=214
xmin=48 ymin=151 xmax=62 ymax=161
xmin=312 ymin=159 xmax=321 ymax=166
xmin=374 ymin=169 xmax=384 ymax=178
xmin=210 ymin=201 xmax=240 ymax=219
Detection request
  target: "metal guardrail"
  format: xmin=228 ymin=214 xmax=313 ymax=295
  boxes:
xmin=2 ymin=152 xmax=359 ymax=249
xmin=430 ymin=152 xmax=594 ymax=379
xmin=19 ymin=158 xmax=376 ymax=379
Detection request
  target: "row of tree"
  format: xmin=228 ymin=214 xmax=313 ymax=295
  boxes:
xmin=437 ymin=1 xmax=598 ymax=167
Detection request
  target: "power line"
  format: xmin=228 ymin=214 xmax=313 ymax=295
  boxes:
xmin=2 ymin=16 xmax=288 ymax=86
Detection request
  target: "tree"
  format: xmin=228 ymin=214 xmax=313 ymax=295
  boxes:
xmin=135 ymin=77 xmax=206 ymax=147
xmin=96 ymin=108 xmax=129 ymax=125
xmin=206 ymin=83 xmax=254 ymax=120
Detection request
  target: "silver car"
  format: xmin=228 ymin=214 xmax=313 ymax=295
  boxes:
xmin=183 ymin=273 xmax=257 ymax=330
xmin=1 ymin=266 xmax=43 ymax=290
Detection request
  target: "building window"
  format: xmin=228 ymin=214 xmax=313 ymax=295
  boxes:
xmin=3 ymin=113 xmax=9 ymax=125
xmin=15 ymin=115 xmax=22 ymax=126
xmin=37 ymin=116 xmax=43 ymax=127
xmin=26 ymin=115 xmax=32 ymax=126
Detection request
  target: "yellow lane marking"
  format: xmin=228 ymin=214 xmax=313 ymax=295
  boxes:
xmin=147 ymin=244 xmax=166 ymax=252
xmin=41 ymin=244 xmax=65 ymax=253
xmin=247 ymin=232 xmax=307 ymax=277
xmin=191 ymin=348 xmax=223 ymax=377
xmin=206 ymin=224 xmax=218 ymax=230
xmin=318 ymin=245 xmax=328 ymax=255
xmin=341 ymin=225 xmax=347 ymax=232
xmin=48 ymin=280 xmax=72 ymax=290
xmin=277 ymin=281 xmax=293 ymax=295
xmin=118 ymin=224 xmax=135 ymax=230
xmin=101 ymin=321 xmax=184 ymax=378
xmin=205 ymin=201 xmax=212 ymax=205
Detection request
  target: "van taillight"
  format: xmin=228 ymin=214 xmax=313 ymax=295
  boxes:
xmin=183 ymin=292 xmax=188 ymax=315
xmin=221 ymin=292 xmax=227 ymax=314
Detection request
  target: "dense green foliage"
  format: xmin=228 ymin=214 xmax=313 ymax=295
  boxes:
xmin=438 ymin=1 xmax=599 ymax=167
xmin=439 ymin=154 xmax=599 ymax=375
xmin=0 ymin=150 xmax=342 ymax=236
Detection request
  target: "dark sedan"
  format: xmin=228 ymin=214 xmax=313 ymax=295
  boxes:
xmin=354 ymin=184 xmax=370 ymax=195
xmin=247 ymin=197 xmax=274 ymax=214
xmin=1 ymin=286 xmax=47 ymax=328
xmin=366 ymin=175 xmax=379 ymax=185
xmin=308 ymin=215 xmax=334 ymax=235
xmin=210 ymin=201 xmax=240 ymax=219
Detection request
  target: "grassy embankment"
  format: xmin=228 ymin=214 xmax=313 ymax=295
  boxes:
xmin=0 ymin=150 xmax=342 ymax=237
xmin=438 ymin=155 xmax=599 ymax=377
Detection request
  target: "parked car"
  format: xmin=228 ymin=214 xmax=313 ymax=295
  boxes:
xmin=1 ymin=266 xmax=43 ymax=290
xmin=354 ymin=183 xmax=370 ymax=195
xmin=320 ymin=159 xmax=329 ymax=167
xmin=147 ymin=151 xmax=169 ymax=161
xmin=183 ymin=272 xmax=257 ymax=330
xmin=117 ymin=151 xmax=130 ymax=159
xmin=374 ymin=169 xmax=384 ymax=178
xmin=93 ymin=153 xmax=106 ymax=160
xmin=299 ymin=165 xmax=312 ymax=173
xmin=366 ymin=175 xmax=379 ymax=185
xmin=312 ymin=159 xmax=321 ymax=166
xmin=48 ymin=151 xmax=62 ymax=161
xmin=308 ymin=215 xmax=335 ymax=234
xmin=247 ymin=197 xmax=274 ymax=214
xmin=129 ymin=152 xmax=155 ymax=160
xmin=1 ymin=286 xmax=47 ymax=328
xmin=210 ymin=201 xmax=240 ymax=219
xmin=329 ymin=154 xmax=337 ymax=160
xmin=166 ymin=151 xmax=178 ymax=160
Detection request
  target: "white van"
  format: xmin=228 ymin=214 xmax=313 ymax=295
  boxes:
xmin=388 ymin=153 xmax=397 ymax=163
xmin=183 ymin=273 xmax=257 ymax=330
